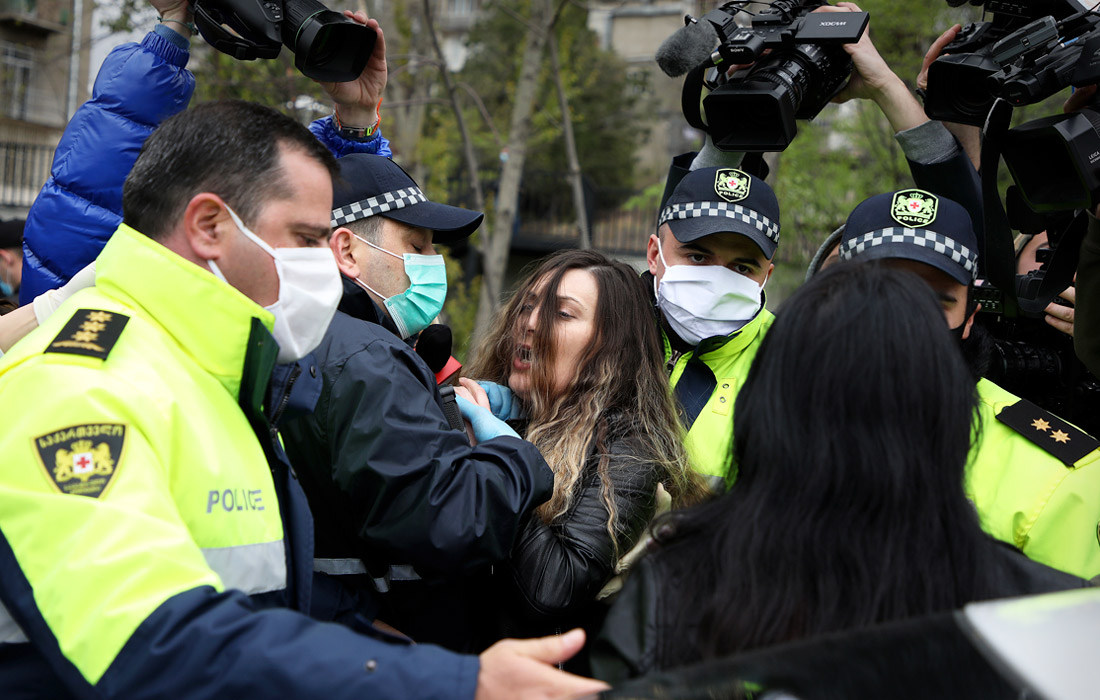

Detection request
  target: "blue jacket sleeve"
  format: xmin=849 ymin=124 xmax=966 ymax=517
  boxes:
xmin=19 ymin=31 xmax=194 ymax=304
xmin=310 ymin=116 xmax=393 ymax=159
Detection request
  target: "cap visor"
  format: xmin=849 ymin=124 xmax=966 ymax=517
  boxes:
xmin=848 ymin=243 xmax=972 ymax=285
xmin=384 ymin=201 xmax=483 ymax=244
xmin=668 ymin=216 xmax=776 ymax=259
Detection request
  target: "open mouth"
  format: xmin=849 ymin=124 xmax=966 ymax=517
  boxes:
xmin=516 ymin=345 xmax=533 ymax=363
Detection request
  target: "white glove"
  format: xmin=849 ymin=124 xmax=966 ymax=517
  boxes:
xmin=33 ymin=261 xmax=96 ymax=324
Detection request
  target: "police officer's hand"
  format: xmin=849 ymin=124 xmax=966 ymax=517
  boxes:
xmin=455 ymin=395 xmax=520 ymax=444
xmin=317 ymin=10 xmax=387 ymax=129
xmin=475 ymin=630 xmax=610 ymax=700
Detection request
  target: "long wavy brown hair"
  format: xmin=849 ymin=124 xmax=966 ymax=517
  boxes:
xmin=466 ymin=250 xmax=705 ymax=552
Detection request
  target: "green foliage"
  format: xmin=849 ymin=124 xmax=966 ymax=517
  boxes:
xmin=773 ymin=102 xmax=912 ymax=265
xmin=623 ymin=182 xmax=665 ymax=213
xmin=768 ymin=0 xmax=981 ymax=270
xmin=97 ymin=0 xmax=151 ymax=33
xmin=190 ymin=45 xmax=329 ymax=122
xmin=417 ymin=0 xmax=645 ymax=205
xmin=441 ymin=251 xmax=481 ymax=363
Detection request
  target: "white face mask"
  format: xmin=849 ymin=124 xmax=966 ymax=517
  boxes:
xmin=208 ymin=205 xmax=342 ymax=363
xmin=654 ymin=237 xmax=765 ymax=346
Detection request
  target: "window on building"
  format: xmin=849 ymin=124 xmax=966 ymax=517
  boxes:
xmin=1 ymin=41 xmax=35 ymax=121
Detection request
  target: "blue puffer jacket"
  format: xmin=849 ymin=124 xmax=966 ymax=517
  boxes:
xmin=19 ymin=29 xmax=392 ymax=304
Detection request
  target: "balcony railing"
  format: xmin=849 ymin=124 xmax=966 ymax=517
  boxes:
xmin=1 ymin=140 xmax=52 ymax=208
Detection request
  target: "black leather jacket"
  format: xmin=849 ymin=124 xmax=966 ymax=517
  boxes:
xmin=485 ymin=421 xmax=662 ymax=650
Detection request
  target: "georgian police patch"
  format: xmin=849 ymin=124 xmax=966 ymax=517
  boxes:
xmin=890 ymin=189 xmax=938 ymax=228
xmin=33 ymin=424 xmax=126 ymax=498
xmin=714 ymin=168 xmax=751 ymax=203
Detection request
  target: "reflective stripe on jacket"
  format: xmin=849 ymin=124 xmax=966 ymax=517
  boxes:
xmin=0 ymin=225 xmax=477 ymax=699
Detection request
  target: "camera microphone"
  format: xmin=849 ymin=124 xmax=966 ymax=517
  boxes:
xmin=656 ymin=17 xmax=718 ymax=77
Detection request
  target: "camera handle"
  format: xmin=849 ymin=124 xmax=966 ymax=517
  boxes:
xmin=681 ymin=62 xmax=713 ymax=133
xmin=980 ymin=97 xmax=1084 ymax=318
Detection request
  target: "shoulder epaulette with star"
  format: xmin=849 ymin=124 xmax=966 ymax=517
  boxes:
xmin=45 ymin=309 xmax=129 ymax=361
xmin=996 ymin=398 xmax=1100 ymax=467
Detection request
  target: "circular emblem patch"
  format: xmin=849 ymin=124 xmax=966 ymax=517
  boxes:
xmin=715 ymin=168 xmax=751 ymax=203
xmin=890 ymin=189 xmax=938 ymax=228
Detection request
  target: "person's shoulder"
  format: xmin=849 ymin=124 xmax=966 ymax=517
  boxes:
xmin=982 ymin=538 xmax=1090 ymax=597
xmin=977 ymin=379 xmax=1100 ymax=468
xmin=323 ymin=311 xmax=436 ymax=391
xmin=321 ymin=310 xmax=413 ymax=362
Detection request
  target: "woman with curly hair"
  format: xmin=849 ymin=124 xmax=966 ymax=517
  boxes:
xmin=458 ymin=249 xmax=706 ymax=653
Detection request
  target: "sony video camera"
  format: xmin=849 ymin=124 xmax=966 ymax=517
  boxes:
xmin=189 ymin=0 xmax=376 ymax=82
xmin=672 ymin=1 xmax=868 ymax=151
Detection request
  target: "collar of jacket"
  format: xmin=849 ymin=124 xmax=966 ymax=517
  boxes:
xmin=337 ymin=273 xmax=402 ymax=337
xmin=95 ymin=223 xmax=276 ymax=401
xmin=641 ymin=270 xmax=772 ymax=359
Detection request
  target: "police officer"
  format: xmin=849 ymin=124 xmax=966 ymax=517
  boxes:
xmin=646 ymin=166 xmax=780 ymax=487
xmin=0 ymin=101 xmax=605 ymax=699
xmin=838 ymin=189 xmax=1100 ymax=580
xmin=281 ymin=154 xmax=555 ymax=648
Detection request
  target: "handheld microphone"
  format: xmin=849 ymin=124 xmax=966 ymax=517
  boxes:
xmin=415 ymin=324 xmax=462 ymax=385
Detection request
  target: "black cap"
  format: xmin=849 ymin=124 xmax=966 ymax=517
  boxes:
xmin=331 ymin=154 xmax=483 ymax=244
xmin=659 ymin=166 xmax=781 ymax=258
xmin=0 ymin=219 xmax=24 ymax=249
xmin=839 ymin=189 xmax=978 ymax=285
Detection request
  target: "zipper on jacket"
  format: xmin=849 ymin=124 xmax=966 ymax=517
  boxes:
xmin=269 ymin=364 xmax=303 ymax=436
xmin=665 ymin=349 xmax=683 ymax=376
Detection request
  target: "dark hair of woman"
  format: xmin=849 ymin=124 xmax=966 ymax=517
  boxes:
xmin=653 ymin=261 xmax=996 ymax=660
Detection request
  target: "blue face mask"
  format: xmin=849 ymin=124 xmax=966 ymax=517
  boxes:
xmin=0 ymin=266 xmax=13 ymax=297
xmin=353 ymin=234 xmax=448 ymax=339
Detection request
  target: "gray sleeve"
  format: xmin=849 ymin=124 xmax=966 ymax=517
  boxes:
xmin=895 ymin=120 xmax=960 ymax=165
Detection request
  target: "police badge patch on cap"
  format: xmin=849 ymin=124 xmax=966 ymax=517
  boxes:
xmin=890 ymin=189 xmax=938 ymax=228
xmin=714 ymin=168 xmax=751 ymax=203
xmin=34 ymin=424 xmax=126 ymax=498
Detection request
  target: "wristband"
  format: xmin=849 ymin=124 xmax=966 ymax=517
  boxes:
xmin=333 ymin=100 xmax=382 ymax=141
xmin=158 ymin=16 xmax=198 ymax=36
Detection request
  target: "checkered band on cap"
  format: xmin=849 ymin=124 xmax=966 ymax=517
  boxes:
xmin=838 ymin=227 xmax=978 ymax=280
xmin=659 ymin=201 xmax=780 ymax=244
xmin=331 ymin=187 xmax=428 ymax=227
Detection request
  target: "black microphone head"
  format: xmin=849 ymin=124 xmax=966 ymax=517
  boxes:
xmin=655 ymin=18 xmax=719 ymax=77
xmin=415 ymin=324 xmax=453 ymax=374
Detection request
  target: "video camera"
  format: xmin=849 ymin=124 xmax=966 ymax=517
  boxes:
xmin=972 ymin=202 xmax=1100 ymax=434
xmin=189 ymin=0 xmax=376 ymax=82
xmin=665 ymin=1 xmax=868 ymax=151
xmin=925 ymin=0 xmax=1100 ymax=211
xmin=923 ymin=1 xmax=1100 ymax=430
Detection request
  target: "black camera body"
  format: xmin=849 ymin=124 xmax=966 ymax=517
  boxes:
xmin=190 ymin=0 xmax=375 ymax=82
xmin=972 ymin=219 xmax=1100 ymax=435
xmin=680 ymin=1 xmax=868 ymax=151
xmin=925 ymin=1 xmax=1098 ymax=124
